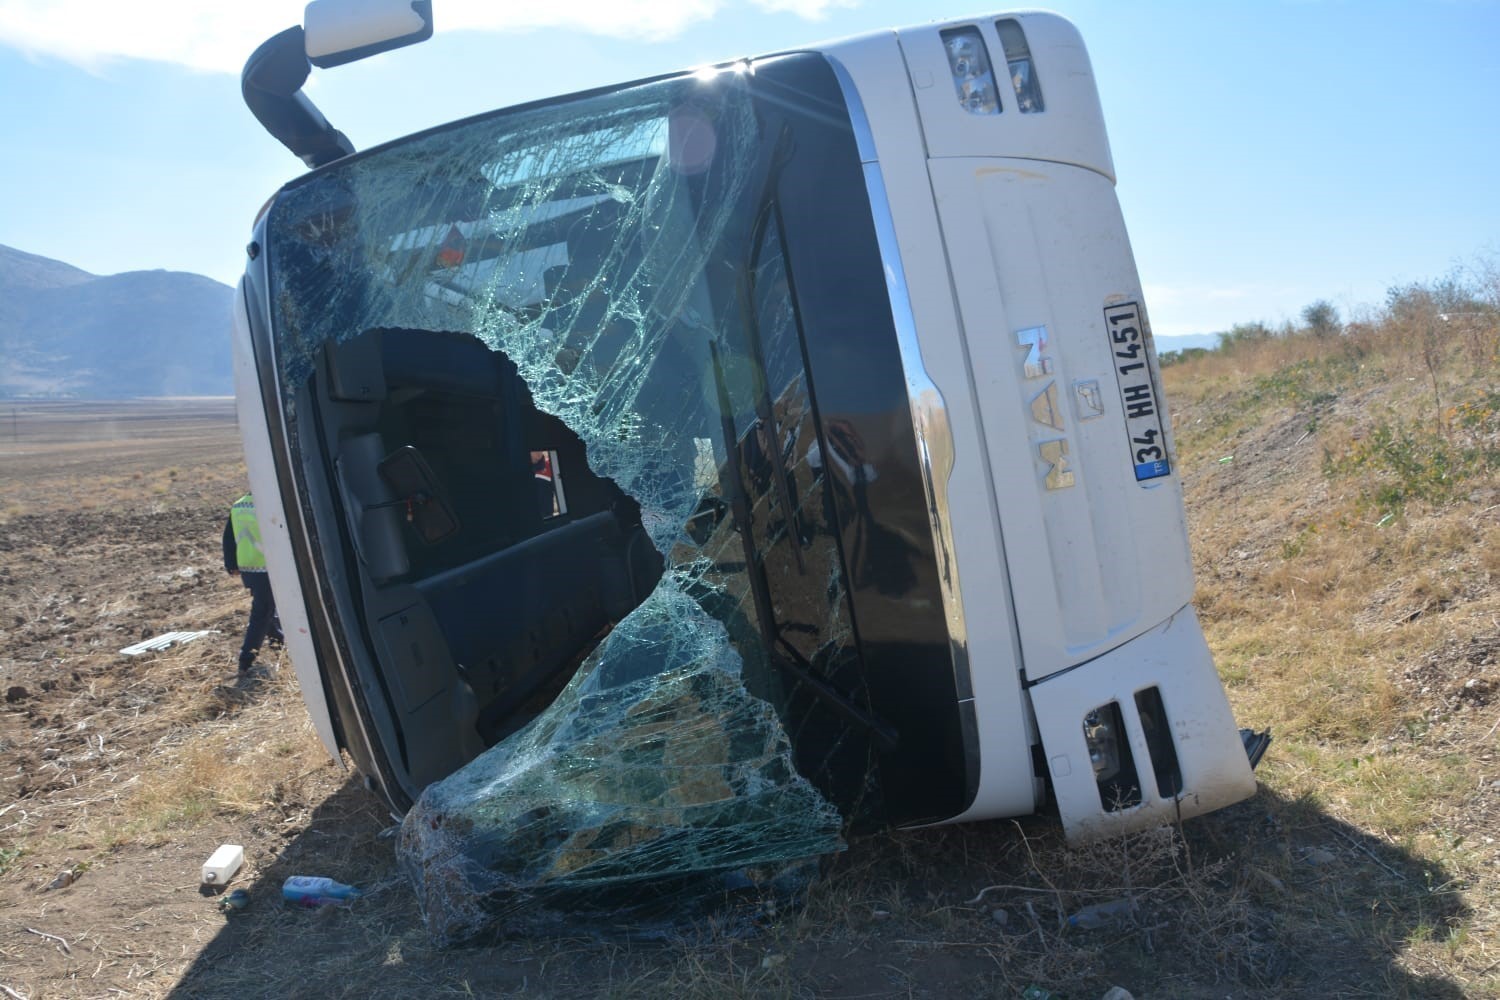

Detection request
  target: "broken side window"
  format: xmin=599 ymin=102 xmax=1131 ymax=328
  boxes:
xmin=262 ymin=42 xmax=974 ymax=941
xmin=267 ymin=67 xmax=865 ymax=943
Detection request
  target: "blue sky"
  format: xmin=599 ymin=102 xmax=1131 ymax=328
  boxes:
xmin=1 ymin=0 xmax=1496 ymax=338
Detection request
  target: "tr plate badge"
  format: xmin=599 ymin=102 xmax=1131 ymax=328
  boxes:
xmin=1102 ymin=302 xmax=1171 ymax=482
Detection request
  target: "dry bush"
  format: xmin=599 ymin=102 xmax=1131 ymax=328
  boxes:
xmin=117 ymin=668 xmax=331 ymax=841
xmin=1160 ymin=266 xmax=1499 ymax=995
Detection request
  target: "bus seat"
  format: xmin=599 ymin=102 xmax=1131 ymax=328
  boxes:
xmin=335 ymin=431 xmax=410 ymax=582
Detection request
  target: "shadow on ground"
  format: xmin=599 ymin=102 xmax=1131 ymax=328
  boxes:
xmin=166 ymin=777 xmax=1473 ymax=999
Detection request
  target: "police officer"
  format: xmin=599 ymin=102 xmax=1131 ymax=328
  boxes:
xmin=222 ymin=493 xmax=282 ymax=673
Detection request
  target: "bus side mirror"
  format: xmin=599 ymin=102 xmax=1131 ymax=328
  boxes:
xmin=378 ymin=445 xmax=460 ymax=545
xmin=304 ymin=0 xmax=434 ymax=69
xmin=243 ymin=1 xmax=432 ymax=166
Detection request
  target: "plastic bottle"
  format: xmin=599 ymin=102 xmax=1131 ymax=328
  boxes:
xmin=282 ymin=875 xmax=361 ymax=907
xmin=202 ymin=844 xmax=244 ymax=886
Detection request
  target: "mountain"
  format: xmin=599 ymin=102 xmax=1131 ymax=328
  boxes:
xmin=1153 ymin=332 xmax=1221 ymax=353
xmin=0 ymin=245 xmax=236 ymax=398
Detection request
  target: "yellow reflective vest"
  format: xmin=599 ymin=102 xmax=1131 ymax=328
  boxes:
xmin=230 ymin=494 xmax=266 ymax=572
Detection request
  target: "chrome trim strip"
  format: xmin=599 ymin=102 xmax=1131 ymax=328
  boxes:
xmin=245 ymin=234 xmax=393 ymax=802
xmin=827 ymin=56 xmax=971 ymax=699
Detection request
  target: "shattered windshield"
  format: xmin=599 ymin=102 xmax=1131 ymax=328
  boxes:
xmin=265 ymin=64 xmax=896 ymax=941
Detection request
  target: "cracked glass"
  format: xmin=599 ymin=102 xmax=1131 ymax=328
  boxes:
xmin=266 ymin=67 xmax=882 ymax=942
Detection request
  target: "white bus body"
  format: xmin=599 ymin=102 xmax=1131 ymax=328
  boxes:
xmin=235 ymin=8 xmax=1260 ymax=846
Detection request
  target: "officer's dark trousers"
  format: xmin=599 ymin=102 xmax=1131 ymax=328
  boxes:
xmin=239 ymin=572 xmax=278 ymax=670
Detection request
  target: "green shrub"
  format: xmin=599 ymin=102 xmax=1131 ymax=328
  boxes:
xmin=1323 ymin=389 xmax=1500 ymax=513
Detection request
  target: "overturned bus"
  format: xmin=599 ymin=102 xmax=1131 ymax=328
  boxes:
xmin=235 ymin=0 xmax=1265 ymax=938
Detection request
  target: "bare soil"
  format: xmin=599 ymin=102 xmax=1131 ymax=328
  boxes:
xmin=0 ymin=399 xmax=1493 ymax=999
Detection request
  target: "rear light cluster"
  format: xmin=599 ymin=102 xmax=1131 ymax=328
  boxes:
xmin=939 ymin=19 xmax=1045 ymax=116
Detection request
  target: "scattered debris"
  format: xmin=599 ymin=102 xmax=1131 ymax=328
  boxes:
xmin=42 ymin=868 xmax=78 ymax=892
xmin=1252 ymin=868 xmax=1288 ymax=894
xmin=24 ymin=927 xmax=71 ymax=956
xmin=119 ymin=630 xmax=218 ymax=656
xmin=202 ymin=844 xmax=244 ymax=886
xmin=1101 ymin=989 xmax=1136 ymax=1000
xmin=1066 ymin=897 xmax=1136 ymax=930
xmin=1301 ymin=847 xmax=1338 ymax=866
xmin=219 ymin=888 xmax=251 ymax=913
xmin=964 ymin=882 xmax=1061 ymax=905
xmin=1240 ymin=727 xmax=1273 ymax=768
xmin=282 ymin=875 xmax=361 ymax=907
xmin=1399 ymin=633 xmax=1499 ymax=716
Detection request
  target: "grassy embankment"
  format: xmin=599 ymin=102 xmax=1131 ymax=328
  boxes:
xmin=1157 ymin=273 xmax=1499 ymax=993
xmin=1 ymin=283 xmax=1495 ymax=997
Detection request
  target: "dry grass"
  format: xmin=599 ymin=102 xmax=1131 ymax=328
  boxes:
xmin=1159 ymin=278 xmax=1500 ymax=996
xmin=111 ymin=668 xmax=332 ymax=843
xmin=2 ymin=290 xmax=1498 ymax=997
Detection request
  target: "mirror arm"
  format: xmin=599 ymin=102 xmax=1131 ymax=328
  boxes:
xmin=241 ymin=26 xmax=356 ymax=169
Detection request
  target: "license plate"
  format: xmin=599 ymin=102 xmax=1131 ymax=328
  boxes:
xmin=1103 ymin=302 xmax=1170 ymax=482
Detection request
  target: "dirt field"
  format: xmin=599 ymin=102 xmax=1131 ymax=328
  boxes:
xmin=0 ymin=386 xmax=1495 ymax=999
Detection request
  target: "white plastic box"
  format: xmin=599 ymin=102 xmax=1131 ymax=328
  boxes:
xmin=202 ymin=844 xmax=244 ymax=885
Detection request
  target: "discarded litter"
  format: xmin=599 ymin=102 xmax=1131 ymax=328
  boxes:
xmin=119 ymin=630 xmax=217 ymax=656
xmin=202 ymin=844 xmax=244 ymax=886
xmin=219 ymin=888 xmax=251 ymax=913
xmin=1020 ymin=986 xmax=1057 ymax=1000
xmin=42 ymin=868 xmax=78 ymax=892
xmin=282 ymin=875 xmax=361 ymax=907
xmin=1240 ymin=727 xmax=1273 ymax=768
xmin=1066 ymin=897 xmax=1135 ymax=930
xmin=1301 ymin=846 xmax=1337 ymax=867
